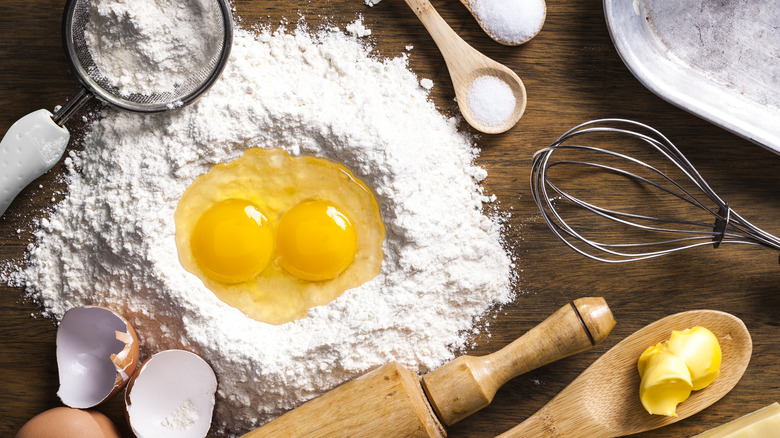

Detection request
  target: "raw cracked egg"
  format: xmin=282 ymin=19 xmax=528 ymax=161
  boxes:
xmin=174 ymin=148 xmax=384 ymax=324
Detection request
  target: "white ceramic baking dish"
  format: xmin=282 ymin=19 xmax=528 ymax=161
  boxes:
xmin=604 ymin=0 xmax=780 ymax=154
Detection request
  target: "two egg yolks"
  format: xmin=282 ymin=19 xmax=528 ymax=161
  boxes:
xmin=190 ymin=199 xmax=357 ymax=284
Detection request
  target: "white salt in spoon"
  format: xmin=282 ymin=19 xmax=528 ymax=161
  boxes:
xmin=460 ymin=0 xmax=546 ymax=46
xmin=403 ymin=0 xmax=526 ymax=134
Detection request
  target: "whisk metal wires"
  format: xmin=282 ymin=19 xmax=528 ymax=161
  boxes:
xmin=531 ymin=119 xmax=780 ymax=263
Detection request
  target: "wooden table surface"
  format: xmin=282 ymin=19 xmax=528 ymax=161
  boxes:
xmin=2 ymin=0 xmax=779 ymax=436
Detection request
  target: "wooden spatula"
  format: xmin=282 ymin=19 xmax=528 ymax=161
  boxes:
xmin=497 ymin=310 xmax=752 ymax=438
xmin=242 ymin=297 xmax=615 ymax=437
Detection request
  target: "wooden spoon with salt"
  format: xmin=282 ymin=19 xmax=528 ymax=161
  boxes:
xmin=497 ymin=310 xmax=752 ymax=438
xmin=457 ymin=0 xmax=547 ymax=46
xmin=403 ymin=0 xmax=526 ymax=134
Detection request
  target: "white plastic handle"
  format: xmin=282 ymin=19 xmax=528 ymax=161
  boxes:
xmin=0 ymin=109 xmax=70 ymax=218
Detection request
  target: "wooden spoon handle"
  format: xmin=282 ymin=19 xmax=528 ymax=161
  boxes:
xmin=402 ymin=0 xmax=478 ymax=72
xmin=495 ymin=408 xmax=550 ymax=437
xmin=421 ymin=297 xmax=615 ymax=426
xmin=496 ymin=405 xmax=612 ymax=438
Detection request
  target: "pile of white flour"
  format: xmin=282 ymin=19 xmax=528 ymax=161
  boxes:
xmin=84 ymin=0 xmax=221 ymax=95
xmin=16 ymin=21 xmax=513 ymax=435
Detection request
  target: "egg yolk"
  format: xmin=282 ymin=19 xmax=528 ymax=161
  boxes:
xmin=190 ymin=199 xmax=274 ymax=284
xmin=276 ymin=200 xmax=357 ymax=281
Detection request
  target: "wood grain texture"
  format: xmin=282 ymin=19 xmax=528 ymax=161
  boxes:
xmin=242 ymin=362 xmax=446 ymax=438
xmin=1 ymin=0 xmax=779 ymax=437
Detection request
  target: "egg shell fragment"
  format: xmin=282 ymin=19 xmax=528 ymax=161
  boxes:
xmin=125 ymin=349 xmax=217 ymax=438
xmin=15 ymin=407 xmax=121 ymax=438
xmin=56 ymin=306 xmax=140 ymax=409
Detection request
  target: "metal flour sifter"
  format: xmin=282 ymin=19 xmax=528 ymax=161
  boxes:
xmin=0 ymin=0 xmax=233 ymax=217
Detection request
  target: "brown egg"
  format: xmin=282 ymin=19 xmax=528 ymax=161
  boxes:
xmin=15 ymin=407 xmax=120 ymax=438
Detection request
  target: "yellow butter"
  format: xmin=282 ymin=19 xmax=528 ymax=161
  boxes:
xmin=637 ymin=343 xmax=663 ymax=378
xmin=692 ymin=402 xmax=780 ymax=437
xmin=639 ymin=349 xmax=692 ymax=416
xmin=637 ymin=326 xmax=721 ymax=417
xmin=665 ymin=326 xmax=722 ymax=390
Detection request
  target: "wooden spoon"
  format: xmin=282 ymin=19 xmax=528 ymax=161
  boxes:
xmin=403 ymin=0 xmax=526 ymax=134
xmin=457 ymin=0 xmax=547 ymax=46
xmin=497 ymin=310 xmax=752 ymax=437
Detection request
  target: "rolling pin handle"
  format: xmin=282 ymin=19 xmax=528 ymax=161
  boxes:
xmin=570 ymin=297 xmax=615 ymax=347
xmin=421 ymin=297 xmax=615 ymax=426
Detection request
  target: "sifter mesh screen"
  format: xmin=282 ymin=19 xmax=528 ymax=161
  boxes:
xmin=63 ymin=0 xmax=232 ymax=112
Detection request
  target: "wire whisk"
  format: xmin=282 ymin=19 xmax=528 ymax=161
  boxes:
xmin=531 ymin=119 xmax=780 ymax=263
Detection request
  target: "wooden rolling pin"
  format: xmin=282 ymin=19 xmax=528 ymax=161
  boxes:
xmin=242 ymin=297 xmax=615 ymax=437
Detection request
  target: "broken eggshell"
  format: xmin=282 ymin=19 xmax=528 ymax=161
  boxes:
xmin=56 ymin=306 xmax=140 ymax=408
xmin=125 ymin=349 xmax=218 ymax=438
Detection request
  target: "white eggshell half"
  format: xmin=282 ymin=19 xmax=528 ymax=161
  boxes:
xmin=56 ymin=306 xmax=140 ymax=408
xmin=125 ymin=349 xmax=217 ymax=438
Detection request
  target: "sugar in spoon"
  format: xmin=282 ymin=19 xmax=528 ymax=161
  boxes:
xmin=497 ymin=309 xmax=752 ymax=437
xmin=457 ymin=0 xmax=546 ymax=46
xmin=403 ymin=0 xmax=526 ymax=134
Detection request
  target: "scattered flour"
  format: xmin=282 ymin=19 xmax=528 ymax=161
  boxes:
xmin=84 ymin=0 xmax=222 ymax=95
xmin=345 ymin=18 xmax=372 ymax=37
xmin=12 ymin=13 xmax=513 ymax=438
xmin=162 ymin=400 xmax=200 ymax=430
xmin=420 ymin=78 xmax=434 ymax=90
